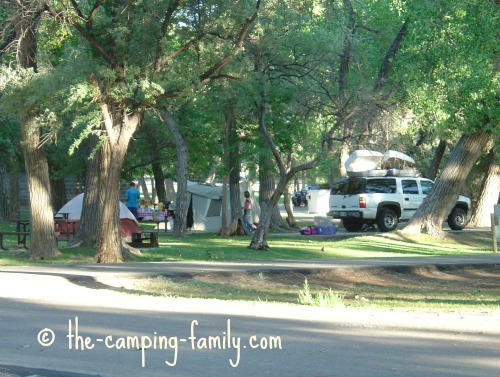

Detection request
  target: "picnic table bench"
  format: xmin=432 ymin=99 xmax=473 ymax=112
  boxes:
xmin=128 ymin=232 xmax=159 ymax=248
xmin=0 ymin=231 xmax=30 ymax=250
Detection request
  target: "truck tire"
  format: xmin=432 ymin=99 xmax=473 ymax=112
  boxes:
xmin=342 ymin=219 xmax=363 ymax=232
xmin=377 ymin=208 xmax=398 ymax=232
xmin=448 ymin=207 xmax=467 ymax=230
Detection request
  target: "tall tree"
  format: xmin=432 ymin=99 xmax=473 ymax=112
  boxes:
xmin=400 ymin=0 xmax=499 ymax=236
xmin=403 ymin=130 xmax=493 ymax=237
xmin=1 ymin=0 xmax=60 ymax=259
xmin=43 ymin=0 xmax=260 ymax=257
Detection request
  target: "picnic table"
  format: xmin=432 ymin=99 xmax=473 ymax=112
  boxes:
xmin=0 ymin=216 xmax=79 ymax=251
xmin=54 ymin=218 xmax=79 ymax=241
xmin=0 ymin=220 xmax=31 ymax=250
xmin=137 ymin=210 xmax=172 ymax=232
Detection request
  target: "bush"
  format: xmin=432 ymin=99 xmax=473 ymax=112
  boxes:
xmin=297 ymin=278 xmax=345 ymax=308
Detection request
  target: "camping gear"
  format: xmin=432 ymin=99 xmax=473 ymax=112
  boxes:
xmin=300 ymin=226 xmax=319 ymax=235
xmin=344 ymin=150 xmax=384 ymax=172
xmin=345 ymin=150 xmax=419 ymax=178
xmin=55 ymin=193 xmax=142 ymax=237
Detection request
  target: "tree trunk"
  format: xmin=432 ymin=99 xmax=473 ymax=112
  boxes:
xmin=72 ymin=135 xmax=109 ymax=247
xmin=165 ymin=178 xmax=176 ymax=204
xmin=96 ymin=145 xmax=126 ymax=263
xmin=248 ymin=95 xmax=325 ymax=249
xmin=96 ymin=105 xmax=141 ymax=263
xmin=21 ymin=113 xmax=60 ymax=259
xmin=220 ymin=107 xmax=245 ymax=236
xmin=0 ymin=164 xmax=8 ymax=220
xmin=8 ymin=170 xmax=20 ymax=221
xmin=403 ymin=130 xmax=493 ymax=238
xmin=258 ymin=107 xmax=286 ymax=229
xmin=152 ymin=161 xmax=167 ymax=205
xmin=283 ymin=186 xmax=297 ymax=228
xmin=15 ymin=1 xmax=59 ymax=259
xmin=50 ymin=175 xmax=66 ymax=212
xmin=139 ymin=174 xmax=150 ymax=201
xmin=426 ymin=139 xmax=447 ymax=180
xmin=205 ymin=156 xmax=221 ymax=184
xmin=164 ymin=110 xmax=188 ymax=236
xmin=249 ymin=201 xmax=272 ymax=250
xmin=339 ymin=139 xmax=350 ymax=178
xmin=468 ymin=149 xmax=500 ymax=227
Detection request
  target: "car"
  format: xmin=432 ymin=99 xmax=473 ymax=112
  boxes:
xmin=292 ymin=190 xmax=308 ymax=207
xmin=327 ymin=175 xmax=471 ymax=232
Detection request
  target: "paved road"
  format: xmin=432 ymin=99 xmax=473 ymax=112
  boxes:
xmin=1 ymin=253 xmax=500 ymax=377
xmin=1 ymin=271 xmax=500 ymax=377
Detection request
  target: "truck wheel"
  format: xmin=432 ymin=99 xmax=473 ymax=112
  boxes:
xmin=448 ymin=207 xmax=467 ymax=230
xmin=377 ymin=208 xmax=398 ymax=232
xmin=342 ymin=219 xmax=363 ymax=232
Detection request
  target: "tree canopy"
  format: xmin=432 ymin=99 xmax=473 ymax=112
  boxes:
xmin=0 ymin=0 xmax=498 ymax=259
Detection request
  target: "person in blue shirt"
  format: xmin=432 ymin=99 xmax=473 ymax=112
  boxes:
xmin=125 ymin=182 xmax=140 ymax=219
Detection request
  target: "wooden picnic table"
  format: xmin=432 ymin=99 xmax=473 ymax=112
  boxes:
xmin=0 ymin=231 xmax=30 ymax=250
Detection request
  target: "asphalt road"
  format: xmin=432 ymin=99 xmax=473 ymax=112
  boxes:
xmin=1 ymin=280 xmax=500 ymax=377
xmin=1 ymin=251 xmax=500 ymax=377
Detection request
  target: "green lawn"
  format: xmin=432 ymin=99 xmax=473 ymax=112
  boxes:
xmin=0 ymin=218 xmax=493 ymax=265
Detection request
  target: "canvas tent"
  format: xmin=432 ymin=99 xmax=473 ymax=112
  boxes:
xmin=56 ymin=193 xmax=142 ymax=237
xmin=186 ymin=182 xmax=260 ymax=231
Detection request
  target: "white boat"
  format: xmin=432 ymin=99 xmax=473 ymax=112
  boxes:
xmin=344 ymin=150 xmax=384 ymax=172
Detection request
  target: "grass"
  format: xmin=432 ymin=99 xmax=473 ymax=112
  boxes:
xmin=115 ymin=265 xmax=500 ymax=311
xmin=1 ymin=218 xmax=497 ymax=311
xmin=0 ymin=219 xmax=493 ymax=266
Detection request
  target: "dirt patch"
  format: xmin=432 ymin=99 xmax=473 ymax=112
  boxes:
xmin=120 ymin=263 xmax=500 ymax=310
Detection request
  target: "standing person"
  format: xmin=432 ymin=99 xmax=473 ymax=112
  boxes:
xmin=243 ymin=190 xmax=253 ymax=233
xmin=125 ymin=182 xmax=140 ymax=220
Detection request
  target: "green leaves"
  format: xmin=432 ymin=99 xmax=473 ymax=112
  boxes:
xmin=400 ymin=0 xmax=499 ymax=135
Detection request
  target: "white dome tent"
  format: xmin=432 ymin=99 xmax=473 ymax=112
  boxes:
xmin=56 ymin=193 xmax=142 ymax=237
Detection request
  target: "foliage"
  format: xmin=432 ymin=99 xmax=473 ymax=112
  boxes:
xmin=297 ymin=278 xmax=345 ymax=307
xmin=399 ymin=0 xmax=499 ymax=136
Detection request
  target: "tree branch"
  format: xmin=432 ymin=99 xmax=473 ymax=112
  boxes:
xmin=374 ymin=18 xmax=409 ymax=92
xmin=44 ymin=0 xmax=116 ymax=67
xmin=199 ymin=0 xmax=260 ymax=84
xmin=154 ymin=0 xmax=182 ymax=72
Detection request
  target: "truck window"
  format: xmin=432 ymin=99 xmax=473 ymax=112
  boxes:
xmin=402 ymin=180 xmax=419 ymax=194
xmin=365 ymin=178 xmax=396 ymax=194
xmin=420 ymin=180 xmax=433 ymax=195
xmin=331 ymin=178 xmax=364 ymax=195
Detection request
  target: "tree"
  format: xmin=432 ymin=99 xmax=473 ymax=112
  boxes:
xmin=403 ymin=130 xmax=493 ymax=237
xmin=0 ymin=117 xmax=22 ymax=221
xmin=400 ymin=0 xmax=499 ymax=236
xmin=1 ymin=0 xmax=60 ymax=259
xmin=249 ymin=102 xmax=321 ymax=250
xmin=42 ymin=0 xmax=261 ymax=257
xmin=468 ymin=149 xmax=500 ymax=228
